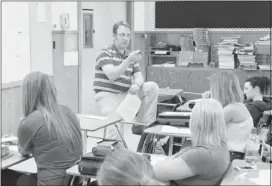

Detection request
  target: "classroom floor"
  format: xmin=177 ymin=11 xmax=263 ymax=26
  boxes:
xmin=85 ymin=124 xmax=141 ymax=153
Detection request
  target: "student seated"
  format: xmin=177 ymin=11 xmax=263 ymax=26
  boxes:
xmin=17 ymin=71 xmax=83 ymax=186
xmin=203 ymin=71 xmax=254 ymax=161
xmin=97 ymin=149 xmax=165 ymax=185
xmin=243 ymin=76 xmax=271 ymax=127
xmin=152 ymin=98 xmax=230 ymax=186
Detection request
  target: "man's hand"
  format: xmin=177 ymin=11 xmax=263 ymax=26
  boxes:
xmin=127 ymin=50 xmax=142 ymax=62
xmin=202 ymin=91 xmax=211 ymax=99
xmin=129 ymin=84 xmax=140 ymax=95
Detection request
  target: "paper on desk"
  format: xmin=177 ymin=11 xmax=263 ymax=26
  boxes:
xmin=151 ymin=155 xmax=167 ymax=166
xmin=161 ymin=126 xmax=191 ymax=135
xmin=2 ymin=136 xmax=18 ymax=144
xmin=249 ymin=169 xmax=271 ymax=185
xmin=8 ymin=145 xmax=19 ymax=152
xmin=79 ymin=114 xmax=108 ymax=120
xmin=115 ymin=94 xmax=141 ymax=122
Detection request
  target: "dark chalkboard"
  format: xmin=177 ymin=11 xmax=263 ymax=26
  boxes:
xmin=155 ymin=1 xmax=271 ymax=29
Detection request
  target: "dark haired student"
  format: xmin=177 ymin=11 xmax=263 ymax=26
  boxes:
xmin=244 ymin=76 xmax=271 ymax=127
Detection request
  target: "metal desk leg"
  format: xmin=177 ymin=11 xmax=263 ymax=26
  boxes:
xmin=82 ymin=130 xmax=87 ymax=154
xmin=152 ymin=136 xmax=158 ymax=154
xmin=169 ymin=136 xmax=174 ymax=156
xmin=141 ymin=136 xmax=148 ymax=153
xmin=114 ymin=124 xmax=128 ymax=149
xmin=69 ymin=176 xmax=76 ymax=186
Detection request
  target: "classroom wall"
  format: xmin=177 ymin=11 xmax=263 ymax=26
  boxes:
xmin=29 ymin=2 xmax=53 ymax=75
xmin=51 ymin=2 xmax=78 ymax=31
xmin=2 ymin=2 xmax=31 ymax=84
xmin=133 ymin=2 xmax=154 ymax=32
xmin=2 ymin=2 xmax=53 ymax=136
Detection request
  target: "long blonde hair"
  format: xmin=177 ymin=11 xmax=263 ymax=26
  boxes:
xmin=97 ymin=149 xmax=165 ymax=185
xmin=209 ymin=71 xmax=244 ymax=107
xmin=189 ymin=98 xmax=227 ymax=147
xmin=21 ymin=71 xmax=82 ymax=152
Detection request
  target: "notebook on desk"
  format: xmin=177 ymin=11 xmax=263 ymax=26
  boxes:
xmin=157 ymin=111 xmax=191 ymax=127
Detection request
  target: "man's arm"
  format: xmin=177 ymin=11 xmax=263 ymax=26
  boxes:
xmin=102 ymin=58 xmax=131 ymax=81
xmin=99 ymin=50 xmax=141 ymax=81
xmin=133 ymin=71 xmax=144 ymax=88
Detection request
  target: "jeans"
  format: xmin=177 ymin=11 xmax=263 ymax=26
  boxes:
xmin=95 ymin=81 xmax=159 ymax=143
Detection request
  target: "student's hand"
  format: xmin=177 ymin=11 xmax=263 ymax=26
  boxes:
xmin=129 ymin=84 xmax=140 ymax=95
xmin=127 ymin=50 xmax=142 ymax=62
xmin=202 ymin=91 xmax=211 ymax=99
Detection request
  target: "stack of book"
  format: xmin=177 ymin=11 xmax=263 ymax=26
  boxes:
xmin=255 ymin=35 xmax=271 ymax=70
xmin=235 ymin=43 xmax=256 ymax=70
xmin=180 ymin=35 xmax=194 ymax=51
xmin=215 ymin=35 xmax=241 ymax=69
xmin=193 ymin=28 xmax=210 ymax=52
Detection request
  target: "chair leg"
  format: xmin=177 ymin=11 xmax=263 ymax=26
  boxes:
xmin=69 ymin=176 xmax=76 ymax=186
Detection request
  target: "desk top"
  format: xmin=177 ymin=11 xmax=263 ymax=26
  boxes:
xmin=77 ymin=113 xmax=122 ymax=132
xmin=2 ymin=150 xmax=31 ymax=170
xmin=159 ymin=88 xmax=183 ymax=96
xmin=143 ymin=125 xmax=191 ymax=138
xmin=8 ymin=157 xmax=37 ymax=174
xmin=221 ymin=159 xmax=271 ymax=185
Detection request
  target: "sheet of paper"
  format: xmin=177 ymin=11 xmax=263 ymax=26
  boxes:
xmin=78 ymin=114 xmax=107 ymax=120
xmin=115 ymin=94 xmax=141 ymax=122
xmin=8 ymin=145 xmax=19 ymax=152
xmin=249 ymin=169 xmax=271 ymax=185
xmin=2 ymin=136 xmax=18 ymax=144
xmin=64 ymin=51 xmax=78 ymax=66
xmin=150 ymin=155 xmax=167 ymax=166
xmin=159 ymin=111 xmax=191 ymax=117
xmin=161 ymin=126 xmax=191 ymax=135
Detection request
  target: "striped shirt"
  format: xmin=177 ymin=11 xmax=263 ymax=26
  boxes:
xmin=93 ymin=44 xmax=141 ymax=94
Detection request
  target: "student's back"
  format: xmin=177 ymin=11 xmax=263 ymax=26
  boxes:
xmin=18 ymin=105 xmax=82 ymax=185
xmin=224 ymin=103 xmax=253 ymax=153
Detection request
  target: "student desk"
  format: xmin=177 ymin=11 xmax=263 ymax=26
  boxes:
xmin=8 ymin=157 xmax=37 ymax=174
xmin=142 ymin=125 xmax=191 ymax=156
xmin=1 ymin=151 xmax=32 ymax=170
xmin=76 ymin=114 xmax=125 ymax=154
xmin=65 ymin=154 xmax=167 ymax=186
xmin=221 ymin=159 xmax=271 ymax=185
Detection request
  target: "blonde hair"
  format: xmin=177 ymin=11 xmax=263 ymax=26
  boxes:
xmin=21 ymin=71 xmax=82 ymax=152
xmin=209 ymin=71 xmax=244 ymax=107
xmin=97 ymin=150 xmax=165 ymax=185
xmin=189 ymin=98 xmax=227 ymax=147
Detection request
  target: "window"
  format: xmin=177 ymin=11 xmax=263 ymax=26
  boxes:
xmin=83 ymin=13 xmax=93 ymax=48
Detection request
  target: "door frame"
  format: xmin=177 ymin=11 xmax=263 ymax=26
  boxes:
xmin=77 ymin=2 xmax=131 ymax=114
xmin=77 ymin=1 xmax=83 ymax=113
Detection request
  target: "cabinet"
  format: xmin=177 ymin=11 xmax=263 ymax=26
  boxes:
xmin=147 ymin=66 xmax=272 ymax=94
